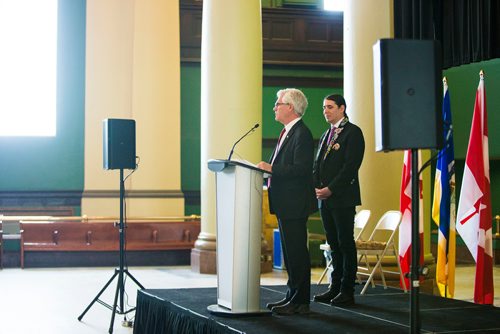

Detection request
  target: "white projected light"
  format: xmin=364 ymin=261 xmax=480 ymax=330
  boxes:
xmin=324 ymin=0 xmax=344 ymax=12
xmin=0 ymin=0 xmax=58 ymax=136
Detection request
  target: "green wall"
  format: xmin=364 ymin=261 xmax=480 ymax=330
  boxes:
xmin=444 ymin=58 xmax=500 ymax=159
xmin=180 ymin=64 xmax=202 ymax=215
xmin=443 ymin=58 xmax=500 ymax=218
xmin=0 ymin=0 xmax=86 ymax=192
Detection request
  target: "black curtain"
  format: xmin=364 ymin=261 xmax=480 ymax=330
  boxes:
xmin=394 ymin=0 xmax=500 ymax=69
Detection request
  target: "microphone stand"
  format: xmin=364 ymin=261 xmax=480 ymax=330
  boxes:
xmin=227 ymin=124 xmax=259 ymax=160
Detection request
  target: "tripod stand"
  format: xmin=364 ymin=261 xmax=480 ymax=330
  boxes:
xmin=409 ymin=149 xmax=421 ymax=334
xmin=78 ymin=168 xmax=144 ymax=334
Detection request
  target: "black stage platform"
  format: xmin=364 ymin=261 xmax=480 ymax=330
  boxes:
xmin=133 ymin=284 xmax=500 ymax=334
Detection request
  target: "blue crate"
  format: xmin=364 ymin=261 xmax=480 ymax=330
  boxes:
xmin=273 ymin=229 xmax=286 ymax=269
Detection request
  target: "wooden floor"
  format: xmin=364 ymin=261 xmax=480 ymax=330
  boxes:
xmin=0 ymin=265 xmax=498 ymax=334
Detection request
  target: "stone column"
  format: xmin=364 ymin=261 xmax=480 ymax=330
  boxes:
xmin=191 ymin=0 xmax=262 ymax=273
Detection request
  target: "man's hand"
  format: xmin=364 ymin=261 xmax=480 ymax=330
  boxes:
xmin=315 ymin=187 xmax=332 ymax=200
xmin=257 ymin=161 xmax=272 ymax=173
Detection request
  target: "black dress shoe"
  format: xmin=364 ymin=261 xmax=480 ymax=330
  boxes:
xmin=331 ymin=292 xmax=355 ymax=307
xmin=272 ymin=302 xmax=310 ymax=315
xmin=313 ymin=287 xmax=340 ymax=303
xmin=266 ymin=298 xmax=289 ymax=310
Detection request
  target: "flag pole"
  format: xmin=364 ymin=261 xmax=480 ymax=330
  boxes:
xmin=410 ymin=148 xmax=421 ymax=333
xmin=496 ymin=215 xmax=500 ymax=237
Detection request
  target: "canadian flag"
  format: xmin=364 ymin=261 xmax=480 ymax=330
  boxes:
xmin=399 ymin=150 xmax=424 ymax=290
xmin=456 ymin=71 xmax=494 ymax=304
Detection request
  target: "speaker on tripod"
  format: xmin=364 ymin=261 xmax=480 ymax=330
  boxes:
xmin=373 ymin=39 xmax=443 ymax=334
xmin=79 ymin=118 xmax=144 ymax=334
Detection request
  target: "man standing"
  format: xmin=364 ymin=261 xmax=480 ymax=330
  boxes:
xmin=257 ymin=88 xmax=317 ymax=315
xmin=313 ymin=94 xmax=365 ymax=306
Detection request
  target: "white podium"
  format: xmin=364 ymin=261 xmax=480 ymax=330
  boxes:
xmin=207 ymin=159 xmax=270 ymax=315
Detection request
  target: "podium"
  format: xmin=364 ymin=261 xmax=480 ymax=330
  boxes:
xmin=207 ymin=159 xmax=270 ymax=315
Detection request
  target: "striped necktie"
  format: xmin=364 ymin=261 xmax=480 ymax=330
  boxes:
xmin=272 ymin=128 xmax=286 ymax=163
xmin=327 ymin=126 xmax=336 ymax=144
xmin=322 ymin=127 xmax=336 ymax=159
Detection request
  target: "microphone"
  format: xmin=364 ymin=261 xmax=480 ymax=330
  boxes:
xmin=227 ymin=123 xmax=259 ymax=160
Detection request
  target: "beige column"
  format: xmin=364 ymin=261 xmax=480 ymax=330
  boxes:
xmin=345 ymin=0 xmax=433 ymax=271
xmin=192 ymin=0 xmax=262 ymax=273
xmin=83 ymin=0 xmax=183 ymax=217
xmin=130 ymin=0 xmax=183 ymax=216
xmin=344 ymin=0 xmax=400 ymax=223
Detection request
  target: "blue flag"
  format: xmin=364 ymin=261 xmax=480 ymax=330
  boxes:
xmin=432 ymin=77 xmax=456 ymax=298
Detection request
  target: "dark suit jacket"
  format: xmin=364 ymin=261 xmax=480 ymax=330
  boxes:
xmin=313 ymin=121 xmax=365 ymax=208
xmin=268 ymin=119 xmax=317 ymax=219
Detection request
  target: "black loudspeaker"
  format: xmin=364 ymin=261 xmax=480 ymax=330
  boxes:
xmin=103 ymin=119 xmax=136 ymax=170
xmin=373 ymin=39 xmax=443 ymax=152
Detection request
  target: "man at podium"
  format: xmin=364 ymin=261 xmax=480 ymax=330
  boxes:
xmin=257 ymin=88 xmax=317 ymax=315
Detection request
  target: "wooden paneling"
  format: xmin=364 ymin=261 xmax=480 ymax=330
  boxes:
xmin=263 ymin=75 xmax=342 ymax=88
xmin=21 ymin=220 xmax=200 ymax=253
xmin=179 ymin=3 xmax=203 ymax=62
xmin=262 ymin=8 xmax=342 ymax=67
xmin=13 ymin=220 xmax=200 ymax=267
xmin=180 ymin=2 xmax=343 ymax=68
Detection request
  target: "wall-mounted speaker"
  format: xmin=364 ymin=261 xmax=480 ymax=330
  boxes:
xmin=103 ymin=119 xmax=136 ymax=170
xmin=373 ymin=39 xmax=443 ymax=152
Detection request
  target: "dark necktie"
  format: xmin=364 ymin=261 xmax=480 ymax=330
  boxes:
xmin=276 ymin=128 xmax=286 ymax=151
xmin=322 ymin=127 xmax=336 ymax=159
xmin=272 ymin=128 xmax=286 ymax=162
xmin=327 ymin=126 xmax=336 ymax=144
xmin=268 ymin=128 xmax=286 ymax=188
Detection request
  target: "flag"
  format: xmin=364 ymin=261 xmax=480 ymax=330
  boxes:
xmin=431 ymin=77 xmax=456 ymax=298
xmin=456 ymin=70 xmax=494 ymax=304
xmin=399 ymin=150 xmax=424 ymax=290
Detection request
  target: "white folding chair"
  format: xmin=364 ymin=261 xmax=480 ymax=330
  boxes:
xmin=316 ymin=209 xmax=371 ymax=285
xmin=356 ymin=210 xmax=407 ymax=295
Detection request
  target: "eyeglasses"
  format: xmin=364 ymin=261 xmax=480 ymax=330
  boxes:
xmin=274 ymin=102 xmax=290 ymax=107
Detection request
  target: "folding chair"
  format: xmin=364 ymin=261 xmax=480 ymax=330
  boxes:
xmin=356 ymin=210 xmax=407 ymax=294
xmin=316 ymin=209 xmax=371 ymax=285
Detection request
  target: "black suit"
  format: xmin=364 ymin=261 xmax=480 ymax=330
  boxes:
xmin=313 ymin=120 xmax=364 ymax=294
xmin=268 ymin=119 xmax=317 ymax=305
